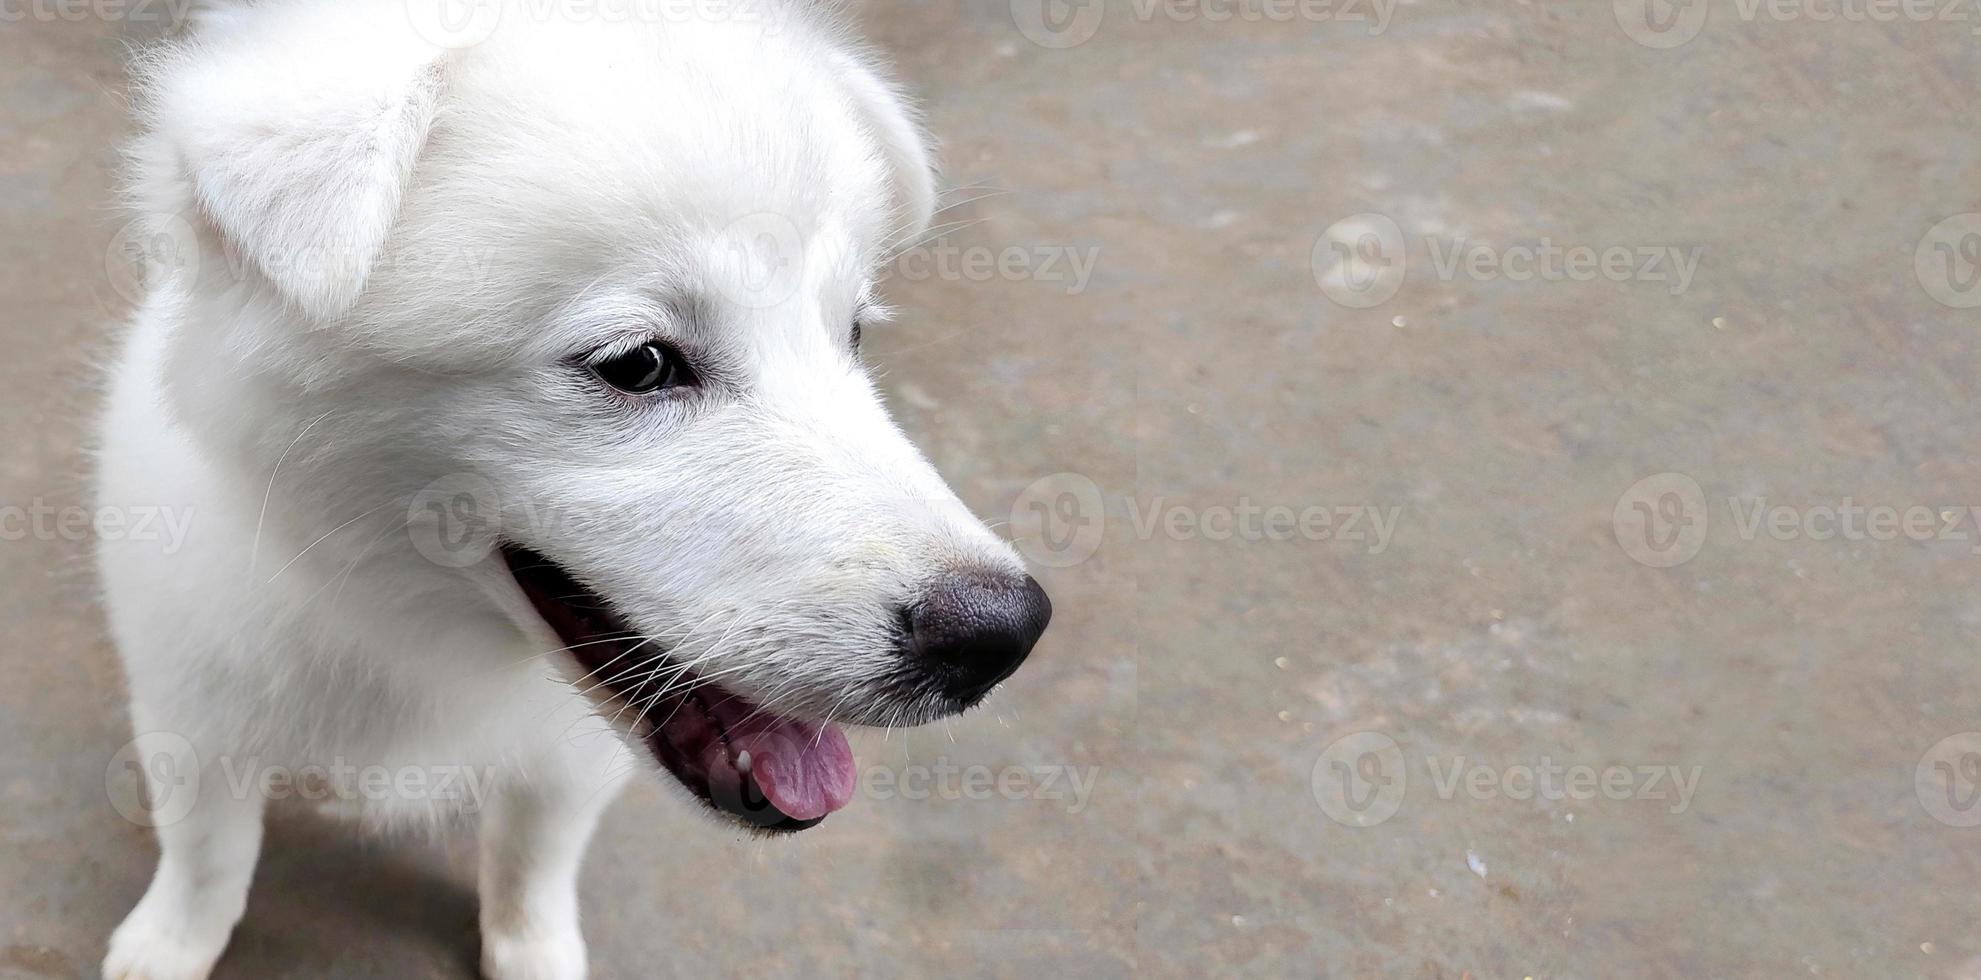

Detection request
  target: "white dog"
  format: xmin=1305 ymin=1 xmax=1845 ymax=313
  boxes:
xmin=95 ymin=3 xmax=1051 ymax=978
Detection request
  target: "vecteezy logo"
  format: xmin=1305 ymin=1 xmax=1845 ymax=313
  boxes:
xmin=1312 ymin=214 xmax=1407 ymax=309
xmin=405 ymin=0 xmax=503 ymax=49
xmin=706 ymin=211 xmax=808 ymax=310
xmin=1312 ymin=731 xmax=1406 ymax=827
xmin=1613 ymin=472 xmax=1709 ymax=568
xmin=1009 ymin=472 xmax=1106 ymax=568
xmin=408 ymin=472 xmax=502 ymax=568
xmin=105 ymin=214 xmax=201 ymax=307
xmin=1613 ymin=0 xmax=1708 ymax=49
xmin=1915 ymin=214 xmax=1981 ymax=309
xmin=1010 ymin=0 xmax=1106 ymax=49
xmin=1918 ymin=733 xmax=1981 ymax=828
xmin=106 ymin=732 xmax=199 ymax=828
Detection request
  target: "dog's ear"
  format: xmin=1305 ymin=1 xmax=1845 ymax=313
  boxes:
xmin=829 ymin=50 xmax=938 ymax=247
xmin=140 ymin=28 xmax=447 ymax=320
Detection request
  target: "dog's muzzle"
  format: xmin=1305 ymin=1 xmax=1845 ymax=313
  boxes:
xmin=499 ymin=546 xmax=1050 ymax=832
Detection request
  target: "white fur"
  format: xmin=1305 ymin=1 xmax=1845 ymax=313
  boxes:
xmin=97 ymin=4 xmax=1022 ymax=978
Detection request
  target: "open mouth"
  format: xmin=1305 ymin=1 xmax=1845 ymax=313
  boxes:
xmin=501 ymin=545 xmax=856 ymax=832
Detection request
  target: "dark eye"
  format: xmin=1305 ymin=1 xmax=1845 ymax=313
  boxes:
xmin=850 ymin=319 xmax=863 ymax=352
xmin=591 ymin=342 xmax=690 ymax=394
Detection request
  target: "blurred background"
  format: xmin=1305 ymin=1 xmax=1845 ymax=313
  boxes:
xmin=6 ymin=0 xmax=1981 ymax=976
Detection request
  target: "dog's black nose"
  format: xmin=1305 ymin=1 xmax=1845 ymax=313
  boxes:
xmin=906 ymin=572 xmax=1051 ymax=700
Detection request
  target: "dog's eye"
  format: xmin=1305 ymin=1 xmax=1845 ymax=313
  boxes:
xmin=591 ymin=342 xmax=689 ymax=394
xmin=850 ymin=320 xmax=863 ymax=352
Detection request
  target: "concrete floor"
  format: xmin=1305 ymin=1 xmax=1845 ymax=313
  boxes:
xmin=6 ymin=1 xmax=1981 ymax=977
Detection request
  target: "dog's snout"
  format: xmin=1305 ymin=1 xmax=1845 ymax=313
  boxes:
xmin=905 ymin=572 xmax=1051 ymax=700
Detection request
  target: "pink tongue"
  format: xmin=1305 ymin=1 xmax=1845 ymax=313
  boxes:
xmin=718 ymin=708 xmax=856 ymax=822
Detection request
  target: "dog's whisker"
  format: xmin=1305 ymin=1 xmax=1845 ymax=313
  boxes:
xmin=632 ymin=655 xmax=770 ymax=735
xmin=924 ymin=189 xmax=1015 ymax=216
xmin=886 ymin=215 xmax=985 ymax=253
xmin=247 ymin=410 xmax=333 ymax=578
xmin=878 ymin=186 xmax=1014 ymax=245
xmin=888 ymin=217 xmax=991 ymax=258
xmin=933 ymin=182 xmax=1012 ymax=200
xmin=516 ymin=633 xmax=652 ymax=690
xmin=298 ymin=512 xmax=410 ymax=616
xmin=576 ymin=637 xmax=687 ymax=705
xmin=503 ymin=607 xmax=726 ymax=689
xmin=565 ymin=623 xmax=723 ymax=700
xmin=609 ymin=622 xmax=748 ymax=731
xmin=263 ymin=502 xmax=394 ymax=585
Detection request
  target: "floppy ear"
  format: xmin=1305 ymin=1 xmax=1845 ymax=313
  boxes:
xmin=828 ymin=49 xmax=938 ymax=247
xmin=141 ymin=29 xmax=447 ymax=320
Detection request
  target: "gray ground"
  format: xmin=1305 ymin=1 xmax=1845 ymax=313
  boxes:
xmin=5 ymin=1 xmax=1981 ymax=977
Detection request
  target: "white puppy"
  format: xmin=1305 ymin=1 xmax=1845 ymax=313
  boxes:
xmin=96 ymin=3 xmax=1051 ymax=978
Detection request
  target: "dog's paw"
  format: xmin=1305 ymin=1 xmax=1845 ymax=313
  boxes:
xmin=480 ymin=928 xmax=587 ymax=980
xmin=101 ymin=909 xmax=226 ymax=980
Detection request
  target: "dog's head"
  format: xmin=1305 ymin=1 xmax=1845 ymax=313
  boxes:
xmin=133 ymin=1 xmax=1048 ymax=830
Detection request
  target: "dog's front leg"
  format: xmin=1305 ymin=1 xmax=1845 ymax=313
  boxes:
xmin=476 ymin=779 xmax=611 ymax=980
xmin=103 ymin=738 xmax=266 ymax=980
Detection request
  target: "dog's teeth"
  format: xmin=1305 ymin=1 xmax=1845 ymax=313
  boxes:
xmin=735 ymin=750 xmax=752 ymax=773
